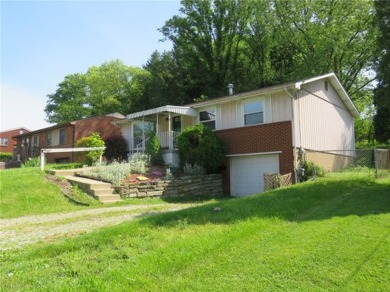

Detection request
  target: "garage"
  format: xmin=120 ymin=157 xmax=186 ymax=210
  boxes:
xmin=230 ymin=153 xmax=280 ymax=196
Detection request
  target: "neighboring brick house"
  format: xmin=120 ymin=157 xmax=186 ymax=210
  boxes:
xmin=117 ymin=73 xmax=358 ymax=196
xmin=13 ymin=113 xmax=125 ymax=163
xmin=0 ymin=127 xmax=30 ymax=154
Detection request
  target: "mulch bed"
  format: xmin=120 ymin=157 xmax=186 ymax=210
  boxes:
xmin=124 ymin=166 xmax=167 ymax=184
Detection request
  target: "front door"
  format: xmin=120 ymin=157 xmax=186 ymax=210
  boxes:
xmin=172 ymin=116 xmax=181 ymax=132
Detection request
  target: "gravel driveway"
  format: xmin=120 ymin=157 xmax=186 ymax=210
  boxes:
xmin=0 ymin=204 xmax=192 ymax=251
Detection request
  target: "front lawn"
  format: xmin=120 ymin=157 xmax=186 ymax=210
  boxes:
xmin=0 ymin=168 xmax=170 ymax=219
xmin=1 ymin=171 xmax=389 ymax=290
xmin=0 ymin=168 xmax=88 ymax=218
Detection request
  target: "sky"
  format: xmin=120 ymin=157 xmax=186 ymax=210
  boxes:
xmin=0 ymin=0 xmax=181 ymax=132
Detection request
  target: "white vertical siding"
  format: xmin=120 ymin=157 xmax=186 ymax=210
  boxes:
xmin=220 ymin=101 xmax=236 ymax=129
xmin=271 ymin=92 xmax=292 ymax=122
xmin=217 ymin=92 xmax=292 ymax=130
xmin=294 ymin=80 xmax=355 ymax=151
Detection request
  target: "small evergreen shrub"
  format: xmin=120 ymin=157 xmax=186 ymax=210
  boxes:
xmin=177 ymin=124 xmax=226 ymax=173
xmin=145 ymin=132 xmax=164 ymax=165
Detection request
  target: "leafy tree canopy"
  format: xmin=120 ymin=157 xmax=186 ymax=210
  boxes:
xmin=373 ymin=0 xmax=390 ymax=143
xmin=160 ymin=0 xmax=377 ymax=99
xmin=45 ymin=60 xmax=151 ymax=124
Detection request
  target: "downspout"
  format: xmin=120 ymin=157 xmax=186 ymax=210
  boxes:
xmin=285 ymin=87 xmax=298 ymax=183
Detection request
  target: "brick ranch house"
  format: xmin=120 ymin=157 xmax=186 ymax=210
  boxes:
xmin=116 ymin=73 xmax=358 ymax=196
xmin=13 ymin=113 xmax=125 ymax=163
xmin=0 ymin=127 xmax=30 ymax=154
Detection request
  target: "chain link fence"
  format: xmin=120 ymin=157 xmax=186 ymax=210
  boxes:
xmin=305 ymin=148 xmax=389 ymax=178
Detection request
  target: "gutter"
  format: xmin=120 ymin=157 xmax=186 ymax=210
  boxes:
xmin=284 ymin=87 xmax=298 ymax=183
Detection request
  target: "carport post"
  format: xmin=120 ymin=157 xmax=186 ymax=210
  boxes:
xmin=40 ymin=150 xmax=45 ymax=171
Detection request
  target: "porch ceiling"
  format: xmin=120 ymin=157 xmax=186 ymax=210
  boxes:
xmin=125 ymin=105 xmax=198 ymax=120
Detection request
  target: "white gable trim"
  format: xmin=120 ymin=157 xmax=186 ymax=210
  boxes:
xmin=125 ymin=105 xmax=198 ymax=120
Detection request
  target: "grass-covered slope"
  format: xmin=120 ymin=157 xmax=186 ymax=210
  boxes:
xmin=1 ymin=172 xmax=389 ymax=291
xmin=0 ymin=168 xmax=88 ymax=218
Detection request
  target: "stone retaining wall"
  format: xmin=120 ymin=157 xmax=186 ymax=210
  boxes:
xmin=114 ymin=174 xmax=223 ymax=198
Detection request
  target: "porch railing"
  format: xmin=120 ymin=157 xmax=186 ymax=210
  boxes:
xmin=129 ymin=131 xmax=180 ymax=153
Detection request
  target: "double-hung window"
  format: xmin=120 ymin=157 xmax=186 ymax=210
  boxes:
xmin=199 ymin=108 xmax=216 ymax=130
xmin=46 ymin=132 xmax=52 ymax=146
xmin=59 ymin=129 xmax=66 ymax=145
xmin=244 ymin=99 xmax=264 ymax=125
xmin=0 ymin=138 xmax=8 ymax=146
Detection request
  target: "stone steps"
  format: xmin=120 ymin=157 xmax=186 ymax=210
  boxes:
xmin=65 ymin=175 xmax=122 ymax=204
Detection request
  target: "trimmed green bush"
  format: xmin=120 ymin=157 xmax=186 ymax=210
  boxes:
xmin=145 ymin=132 xmax=164 ymax=165
xmin=74 ymin=132 xmax=105 ymax=165
xmin=177 ymin=124 xmax=226 ymax=173
xmin=0 ymin=152 xmax=12 ymax=161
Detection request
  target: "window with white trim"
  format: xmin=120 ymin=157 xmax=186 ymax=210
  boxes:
xmin=33 ymin=135 xmax=39 ymax=147
xmin=0 ymin=138 xmax=8 ymax=146
xmin=59 ymin=129 xmax=66 ymax=145
xmin=244 ymin=99 xmax=264 ymax=125
xmin=46 ymin=132 xmax=52 ymax=146
xmin=199 ymin=108 xmax=216 ymax=130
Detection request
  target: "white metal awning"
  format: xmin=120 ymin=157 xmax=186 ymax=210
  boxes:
xmin=125 ymin=105 xmax=198 ymax=120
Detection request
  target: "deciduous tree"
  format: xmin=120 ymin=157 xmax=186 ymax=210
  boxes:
xmin=373 ymin=0 xmax=390 ymax=143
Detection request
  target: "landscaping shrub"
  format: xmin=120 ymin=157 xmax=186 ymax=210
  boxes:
xmin=0 ymin=152 xmax=12 ymax=161
xmin=74 ymin=132 xmax=105 ymax=165
xmin=145 ymin=132 xmax=164 ymax=165
xmin=22 ymin=157 xmax=40 ymax=168
xmin=177 ymin=124 xmax=226 ymax=173
xmin=104 ymin=134 xmax=128 ymax=161
xmin=80 ymin=156 xmax=148 ymax=186
xmin=300 ymin=160 xmax=326 ymax=181
xmin=183 ymin=162 xmax=206 ymax=175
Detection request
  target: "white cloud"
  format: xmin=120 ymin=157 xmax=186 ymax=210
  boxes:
xmin=0 ymin=84 xmax=52 ymax=131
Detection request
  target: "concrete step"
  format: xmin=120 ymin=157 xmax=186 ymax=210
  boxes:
xmin=94 ymin=194 xmax=122 ymax=203
xmin=92 ymin=188 xmax=115 ymax=196
xmin=65 ymin=175 xmax=121 ymax=204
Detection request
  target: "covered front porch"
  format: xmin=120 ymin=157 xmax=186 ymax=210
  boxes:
xmin=116 ymin=105 xmax=198 ymax=166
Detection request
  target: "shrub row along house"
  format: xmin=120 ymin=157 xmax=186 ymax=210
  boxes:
xmin=13 ymin=113 xmax=125 ymax=163
xmin=116 ymin=73 xmax=358 ymax=195
xmin=12 ymin=73 xmax=358 ymax=196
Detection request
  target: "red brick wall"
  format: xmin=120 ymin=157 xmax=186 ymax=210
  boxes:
xmin=43 ymin=126 xmax=75 ymax=163
xmin=0 ymin=128 xmax=29 ymax=153
xmin=74 ymin=116 xmax=123 ymax=141
xmin=216 ymin=121 xmax=294 ymax=194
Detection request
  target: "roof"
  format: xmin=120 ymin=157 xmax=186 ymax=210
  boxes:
xmin=13 ymin=112 xmax=125 ymax=138
xmin=0 ymin=127 xmax=31 ymax=134
xmin=124 ymin=105 xmax=198 ymax=120
xmin=189 ymin=73 xmax=359 ymax=117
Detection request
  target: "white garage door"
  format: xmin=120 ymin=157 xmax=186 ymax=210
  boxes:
xmin=230 ymin=154 xmax=279 ymax=196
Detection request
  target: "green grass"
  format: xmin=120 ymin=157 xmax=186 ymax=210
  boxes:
xmin=0 ymin=168 xmax=89 ymax=218
xmin=0 ymin=168 xmax=211 ymax=218
xmin=1 ymin=171 xmax=389 ymax=291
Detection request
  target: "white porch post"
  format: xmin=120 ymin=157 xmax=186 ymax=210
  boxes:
xmin=168 ymin=112 xmax=172 ymax=150
xmin=40 ymin=150 xmax=45 ymax=171
xmin=156 ymin=113 xmax=159 ymax=136
xmin=142 ymin=115 xmax=145 ymax=150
